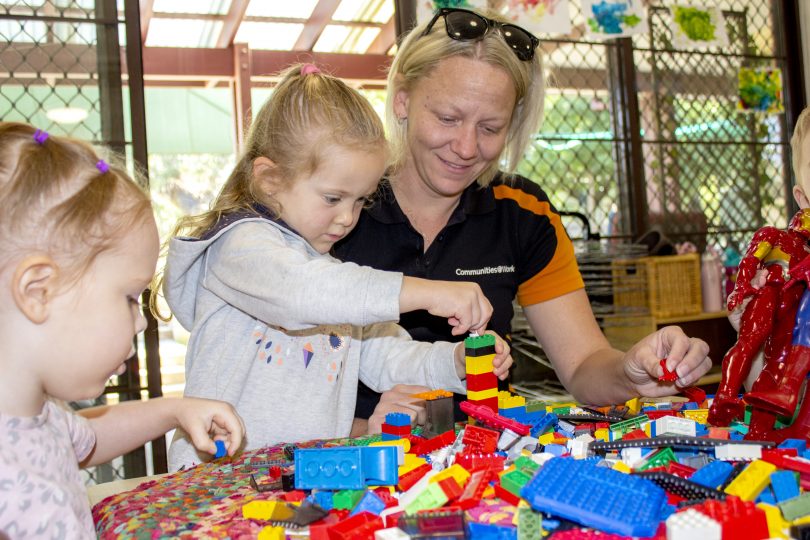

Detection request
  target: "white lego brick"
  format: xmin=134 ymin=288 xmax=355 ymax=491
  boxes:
xmin=715 ymin=444 xmax=762 ymax=461
xmin=654 ymin=416 xmax=697 ymax=437
xmin=666 ymin=508 xmax=721 ymax=540
xmin=375 ymin=527 xmax=412 ymax=539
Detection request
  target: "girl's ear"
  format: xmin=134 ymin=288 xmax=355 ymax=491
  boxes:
xmin=253 ymin=157 xmax=283 ymax=194
xmin=794 ymin=185 xmax=810 ymax=210
xmin=12 ymin=255 xmax=58 ymax=324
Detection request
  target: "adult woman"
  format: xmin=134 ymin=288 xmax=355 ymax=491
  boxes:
xmin=335 ymin=7 xmax=711 ymax=421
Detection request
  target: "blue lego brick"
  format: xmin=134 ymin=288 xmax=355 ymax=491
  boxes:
xmin=467 ymin=522 xmax=518 ymax=539
xmin=529 ymin=413 xmax=557 ymax=438
xmin=214 ymin=440 xmax=227 ymax=458
xmin=311 ymin=491 xmax=334 ymax=510
xmin=690 ymin=460 xmax=734 ymax=489
xmin=349 ymin=490 xmax=386 ymax=516
xmin=682 ymin=402 xmax=698 ymax=410
xmin=520 ymin=458 xmax=666 ymax=537
xmin=385 ymin=412 xmax=411 ymax=427
xmin=381 ymin=433 xmax=400 ymax=441
xmin=780 ymin=439 xmax=808 ymax=453
xmin=771 ymin=470 xmax=801 ymax=503
xmin=544 ymin=444 xmax=566 ymax=457
xmin=757 ymin=488 xmax=777 ymax=505
xmin=294 ymin=446 xmax=398 ymax=490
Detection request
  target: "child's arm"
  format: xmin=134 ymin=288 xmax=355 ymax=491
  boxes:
xmin=400 ymin=277 xmax=493 ymax=335
xmin=77 ymin=397 xmax=244 ymax=468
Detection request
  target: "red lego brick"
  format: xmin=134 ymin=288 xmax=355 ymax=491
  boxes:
xmin=454 ymin=452 xmax=505 ymax=472
xmin=381 ymin=423 xmax=411 ymax=436
xmin=690 ymin=496 xmax=769 ymax=540
xmin=466 ymin=372 xmax=498 ymax=392
xmin=666 ymin=462 xmax=696 ymax=478
xmin=410 ymin=430 xmax=456 ymax=456
xmin=327 ymin=512 xmax=384 ymax=540
xmin=456 ymin=468 xmax=491 ymax=510
xmin=468 ymin=397 xmax=500 ymax=415
xmin=644 ymin=410 xmax=680 ymax=421
xmin=398 ymin=463 xmax=433 ymax=492
xmin=493 ymin=483 xmax=521 ymax=506
xmin=308 ymin=513 xmax=341 ymax=540
xmin=623 ymin=429 xmax=648 ymax=440
xmin=462 ymin=424 xmax=500 ymax=454
xmin=282 ymin=490 xmax=306 ymax=502
xmin=437 ymin=476 xmax=463 ymax=503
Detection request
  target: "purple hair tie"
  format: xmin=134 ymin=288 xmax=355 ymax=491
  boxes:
xmin=33 ymin=129 xmax=49 ymax=144
xmin=96 ymin=159 xmax=110 ymax=174
xmin=301 ymin=63 xmax=320 ymax=75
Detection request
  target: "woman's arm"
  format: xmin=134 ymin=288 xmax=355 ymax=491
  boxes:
xmin=523 ymin=289 xmax=711 ymax=405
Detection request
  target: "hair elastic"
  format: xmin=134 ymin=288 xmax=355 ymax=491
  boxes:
xmin=96 ymin=159 xmax=110 ymax=174
xmin=33 ymin=129 xmax=49 ymax=145
xmin=301 ymin=63 xmax=320 ymax=75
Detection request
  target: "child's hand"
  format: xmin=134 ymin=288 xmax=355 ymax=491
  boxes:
xmin=175 ymin=397 xmax=245 ymax=457
xmin=366 ymin=384 xmax=431 ymax=434
xmin=454 ymin=331 xmax=512 ymax=380
xmin=401 ymin=278 xmax=493 ymax=335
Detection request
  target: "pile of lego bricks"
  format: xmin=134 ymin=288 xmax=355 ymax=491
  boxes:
xmin=92 ymin=388 xmax=810 ymax=540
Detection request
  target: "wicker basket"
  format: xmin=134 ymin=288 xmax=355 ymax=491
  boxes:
xmin=612 ymin=253 xmax=703 ymax=319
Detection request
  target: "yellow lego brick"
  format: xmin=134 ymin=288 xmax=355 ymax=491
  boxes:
xmin=257 ymin=526 xmax=285 ymax=540
xmin=399 ymin=453 xmax=427 ymax=476
xmin=724 ymin=460 xmax=777 ymax=501
xmin=242 ymin=500 xmax=295 ymax=521
xmin=594 ymin=428 xmax=610 ymax=442
xmin=371 ymin=437 xmax=411 ymax=454
xmin=625 ymin=397 xmax=641 ymax=415
xmin=498 ymin=391 xmax=526 ymax=409
xmin=466 ymin=355 xmax=494 ymax=375
xmin=430 ymin=464 xmax=471 ymax=487
xmin=682 ymin=409 xmax=709 ymax=424
xmin=757 ymin=503 xmax=790 ymax=539
xmin=468 ymin=387 xmax=499 ymax=401
xmin=613 ymin=461 xmax=632 ymax=474
xmin=412 ymin=389 xmax=453 ymax=400
xmin=538 ymin=432 xmax=556 ymax=446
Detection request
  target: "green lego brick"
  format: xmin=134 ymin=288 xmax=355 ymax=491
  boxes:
xmin=778 ymin=490 xmax=810 ymax=520
xmin=333 ymin=489 xmax=364 ymax=510
xmin=464 ymin=334 xmax=496 ymax=354
xmin=501 ymin=469 xmax=533 ymax=496
xmin=525 ymin=400 xmax=547 ymax=413
xmin=638 ymin=448 xmax=676 ymax=471
xmin=517 ymin=506 xmax=543 ymax=540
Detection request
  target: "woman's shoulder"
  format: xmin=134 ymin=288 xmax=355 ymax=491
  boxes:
xmin=490 ymin=172 xmax=554 ymax=202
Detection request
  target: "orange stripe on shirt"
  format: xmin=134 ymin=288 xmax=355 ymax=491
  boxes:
xmin=493 ymin=184 xmax=584 ymax=305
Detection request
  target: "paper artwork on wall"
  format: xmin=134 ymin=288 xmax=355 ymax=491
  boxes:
xmin=670 ymin=5 xmax=729 ymax=50
xmin=737 ymin=67 xmax=784 ymax=115
xmin=499 ymin=0 xmax=572 ymax=37
xmin=581 ymin=0 xmax=648 ymax=39
xmin=416 ymin=0 xmax=488 ymax=25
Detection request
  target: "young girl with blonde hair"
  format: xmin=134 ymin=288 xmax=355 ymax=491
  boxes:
xmin=160 ymin=64 xmax=511 ymax=471
xmin=0 ymin=122 xmax=244 ymax=539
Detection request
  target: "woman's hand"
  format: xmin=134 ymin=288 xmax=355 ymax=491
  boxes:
xmin=453 ymin=330 xmax=512 ymax=380
xmin=174 ymin=397 xmax=246 ymax=457
xmin=623 ymin=326 xmax=712 ymax=397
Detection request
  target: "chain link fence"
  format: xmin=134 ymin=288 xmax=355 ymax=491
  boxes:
xmin=0 ymin=0 xmax=150 ymax=485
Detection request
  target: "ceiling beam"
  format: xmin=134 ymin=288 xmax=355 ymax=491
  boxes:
xmin=140 ymin=0 xmax=154 ymax=44
xmin=366 ymin=15 xmax=395 ymax=54
xmin=294 ymin=0 xmax=341 ymax=51
xmin=216 ymin=0 xmax=250 ymax=48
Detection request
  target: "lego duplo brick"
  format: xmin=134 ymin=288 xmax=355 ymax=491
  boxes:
xmin=520 ymin=457 xmax=667 ymax=537
xmin=294 ymin=446 xmax=399 ymax=490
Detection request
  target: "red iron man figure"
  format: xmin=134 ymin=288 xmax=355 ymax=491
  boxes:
xmin=708 ymin=208 xmax=810 ymax=427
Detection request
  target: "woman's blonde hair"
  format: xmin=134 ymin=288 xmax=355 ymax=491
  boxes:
xmin=0 ymin=121 xmax=152 ymax=286
xmin=792 ymin=107 xmax=810 ymax=188
xmin=386 ymin=9 xmax=545 ymax=187
xmin=173 ymin=63 xmax=387 ymax=240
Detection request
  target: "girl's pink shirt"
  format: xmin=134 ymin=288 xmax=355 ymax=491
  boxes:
xmin=0 ymin=400 xmax=97 ymax=539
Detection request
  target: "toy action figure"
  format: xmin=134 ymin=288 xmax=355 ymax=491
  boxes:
xmin=708 ymin=208 xmax=810 ymax=427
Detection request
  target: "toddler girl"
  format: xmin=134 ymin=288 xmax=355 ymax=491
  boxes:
xmin=160 ymin=64 xmax=511 ymax=471
xmin=0 ymin=122 xmax=244 ymax=539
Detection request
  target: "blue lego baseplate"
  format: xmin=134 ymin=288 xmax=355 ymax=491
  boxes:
xmin=520 ymin=458 xmax=667 ymax=537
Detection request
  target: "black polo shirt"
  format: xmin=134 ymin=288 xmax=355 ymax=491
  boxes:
xmin=334 ymin=172 xmax=584 ymax=344
xmin=334 ymin=173 xmax=583 ymax=419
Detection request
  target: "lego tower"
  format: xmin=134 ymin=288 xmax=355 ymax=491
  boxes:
xmin=465 ymin=333 xmax=499 ymax=413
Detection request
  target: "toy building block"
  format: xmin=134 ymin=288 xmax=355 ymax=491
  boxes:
xmin=652 ymin=416 xmax=697 ymax=437
xmin=214 ymin=439 xmax=227 ymax=458
xmin=295 ymin=446 xmax=399 ymax=490
xmin=374 ymin=527 xmax=411 ymax=540
xmin=723 ymin=459 xmax=776 ymax=501
xmin=398 ymin=463 xmax=433 ymax=492
xmin=454 ymin=451 xmax=505 ymax=472
xmin=334 ymin=489 xmax=365 ymax=510
xmin=312 ymin=491 xmax=334 ymax=511
xmin=520 ymin=457 xmax=667 ymax=537
xmin=465 ymin=334 xmax=499 ymax=413
xmin=430 ymin=464 xmax=471 ymax=488
xmin=463 ymin=424 xmax=500 ymax=453
xmin=329 ymin=511 xmax=385 ymax=540
xmin=242 ymin=500 xmax=296 ymax=521
xmin=467 ymin=522 xmax=518 ymax=539
xmin=517 ymin=506 xmax=542 ymax=540
xmin=689 ymin=460 xmax=735 ymax=489
xmin=409 ymin=430 xmax=456 ymax=456
xmin=778 ymin=490 xmax=810 ymax=521
xmin=770 ymin=470 xmax=800 ymax=503
xmin=460 ymin=400 xmax=530 ymax=436
xmin=257 ymin=525 xmax=285 ymax=540
xmin=402 ymin=480 xmax=449 ymax=515
xmin=412 ymin=390 xmax=454 ymax=438
xmin=635 ymin=471 xmax=727 ymax=501
xmin=758 ymin=502 xmax=790 ymax=540
xmin=397 ymin=508 xmax=465 ymax=537
xmin=350 ymin=490 xmax=387 ymax=517
xmin=665 ymin=508 xmax=721 ymax=540
xmin=690 ymin=496 xmax=769 ymax=540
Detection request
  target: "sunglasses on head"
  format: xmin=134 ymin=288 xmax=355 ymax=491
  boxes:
xmin=421 ymin=7 xmax=540 ymax=61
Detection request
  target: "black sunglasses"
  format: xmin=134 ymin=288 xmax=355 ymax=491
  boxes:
xmin=421 ymin=8 xmax=540 ymax=61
